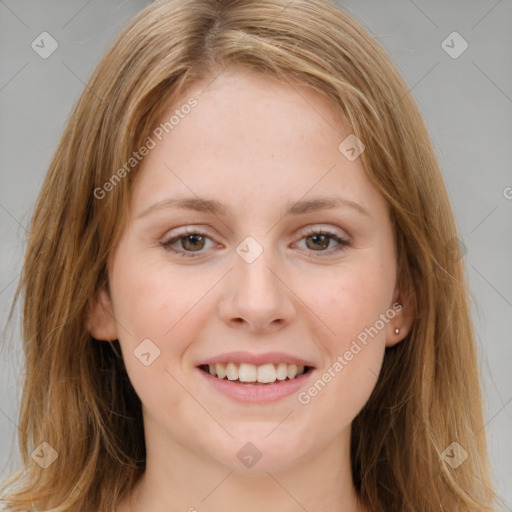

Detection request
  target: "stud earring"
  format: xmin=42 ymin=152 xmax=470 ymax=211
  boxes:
xmin=395 ymin=327 xmax=400 ymax=334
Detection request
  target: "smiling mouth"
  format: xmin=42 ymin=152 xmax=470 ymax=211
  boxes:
xmin=198 ymin=363 xmax=313 ymax=385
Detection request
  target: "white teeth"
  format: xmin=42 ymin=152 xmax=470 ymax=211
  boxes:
xmin=287 ymin=364 xmax=298 ymax=379
xmin=215 ymin=363 xmax=226 ymax=379
xmin=276 ymin=363 xmax=288 ymax=380
xmin=257 ymin=363 xmax=277 ymax=383
xmin=226 ymin=362 xmax=238 ymax=381
xmin=204 ymin=362 xmax=308 ymax=383
xmin=238 ymin=363 xmax=257 ymax=382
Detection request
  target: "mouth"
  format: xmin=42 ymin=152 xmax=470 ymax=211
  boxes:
xmin=197 ymin=362 xmax=314 ymax=385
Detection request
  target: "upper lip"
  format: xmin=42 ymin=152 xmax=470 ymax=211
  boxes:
xmin=197 ymin=351 xmax=315 ymax=368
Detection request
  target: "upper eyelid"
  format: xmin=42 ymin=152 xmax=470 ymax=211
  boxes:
xmin=162 ymin=224 xmax=347 ymax=242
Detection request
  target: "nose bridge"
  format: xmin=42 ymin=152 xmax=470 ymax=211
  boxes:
xmin=219 ymin=234 xmax=295 ymax=329
xmin=234 ymin=235 xmax=282 ymax=302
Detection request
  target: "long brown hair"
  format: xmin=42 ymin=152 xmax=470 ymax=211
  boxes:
xmin=0 ymin=0 xmax=499 ymax=510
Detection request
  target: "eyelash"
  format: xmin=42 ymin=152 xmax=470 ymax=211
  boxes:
xmin=161 ymin=227 xmax=350 ymax=258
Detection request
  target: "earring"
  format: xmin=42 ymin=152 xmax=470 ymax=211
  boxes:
xmin=395 ymin=327 xmax=400 ymax=334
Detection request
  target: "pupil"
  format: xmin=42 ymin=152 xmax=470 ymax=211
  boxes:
xmin=184 ymin=234 xmax=204 ymax=251
xmin=308 ymin=234 xmax=329 ymax=250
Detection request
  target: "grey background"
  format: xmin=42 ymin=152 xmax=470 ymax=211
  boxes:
xmin=0 ymin=0 xmax=511 ymax=507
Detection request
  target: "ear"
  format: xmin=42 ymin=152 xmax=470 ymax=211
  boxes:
xmin=85 ymin=286 xmax=118 ymax=341
xmin=385 ymin=282 xmax=415 ymax=348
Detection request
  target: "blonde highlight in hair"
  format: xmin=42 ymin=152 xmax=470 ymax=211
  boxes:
xmin=1 ymin=0 xmax=498 ymax=510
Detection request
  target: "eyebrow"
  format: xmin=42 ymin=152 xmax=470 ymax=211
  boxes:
xmin=136 ymin=195 xmax=371 ymax=219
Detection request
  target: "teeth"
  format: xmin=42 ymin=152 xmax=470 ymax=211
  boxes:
xmin=238 ymin=363 xmax=257 ymax=382
xmin=276 ymin=363 xmax=288 ymax=380
xmin=257 ymin=363 xmax=276 ymax=383
xmin=287 ymin=364 xmax=297 ymax=379
xmin=215 ymin=363 xmax=226 ymax=379
xmin=226 ymin=362 xmax=238 ymax=381
xmin=205 ymin=362 xmax=308 ymax=384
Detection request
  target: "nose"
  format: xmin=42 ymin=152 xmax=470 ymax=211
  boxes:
xmin=217 ymin=244 xmax=296 ymax=333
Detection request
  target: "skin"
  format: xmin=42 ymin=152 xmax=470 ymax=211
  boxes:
xmin=88 ymin=65 xmax=413 ymax=512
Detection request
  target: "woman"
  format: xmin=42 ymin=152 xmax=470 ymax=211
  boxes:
xmin=0 ymin=0 xmax=499 ymax=510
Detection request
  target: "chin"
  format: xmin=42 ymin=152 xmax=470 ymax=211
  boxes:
xmin=207 ymin=433 xmax=309 ymax=476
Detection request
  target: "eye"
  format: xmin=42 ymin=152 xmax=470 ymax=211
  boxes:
xmin=294 ymin=227 xmax=350 ymax=256
xmin=161 ymin=228 xmax=216 ymax=258
xmin=161 ymin=226 xmax=350 ymax=258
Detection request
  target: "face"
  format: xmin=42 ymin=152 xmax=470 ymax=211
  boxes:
xmin=88 ymin=66 xmax=412 ymax=475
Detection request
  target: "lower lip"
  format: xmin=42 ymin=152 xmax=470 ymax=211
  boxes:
xmin=196 ymin=367 xmax=315 ymax=404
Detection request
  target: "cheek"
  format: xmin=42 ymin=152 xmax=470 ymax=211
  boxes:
xmin=108 ymin=252 xmax=198 ymax=414
xmin=109 ymin=246 xmax=214 ymax=375
xmin=319 ymin=259 xmax=394 ymax=347
xmin=303 ymin=255 xmax=394 ymax=412
xmin=110 ymin=243 xmax=192 ymax=334
xmin=108 ymin=245 xmax=175 ymax=363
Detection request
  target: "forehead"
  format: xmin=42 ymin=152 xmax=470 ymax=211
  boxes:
xmin=130 ymin=66 xmax=386 ymax=220
xmin=169 ymin=66 xmax=347 ymax=150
